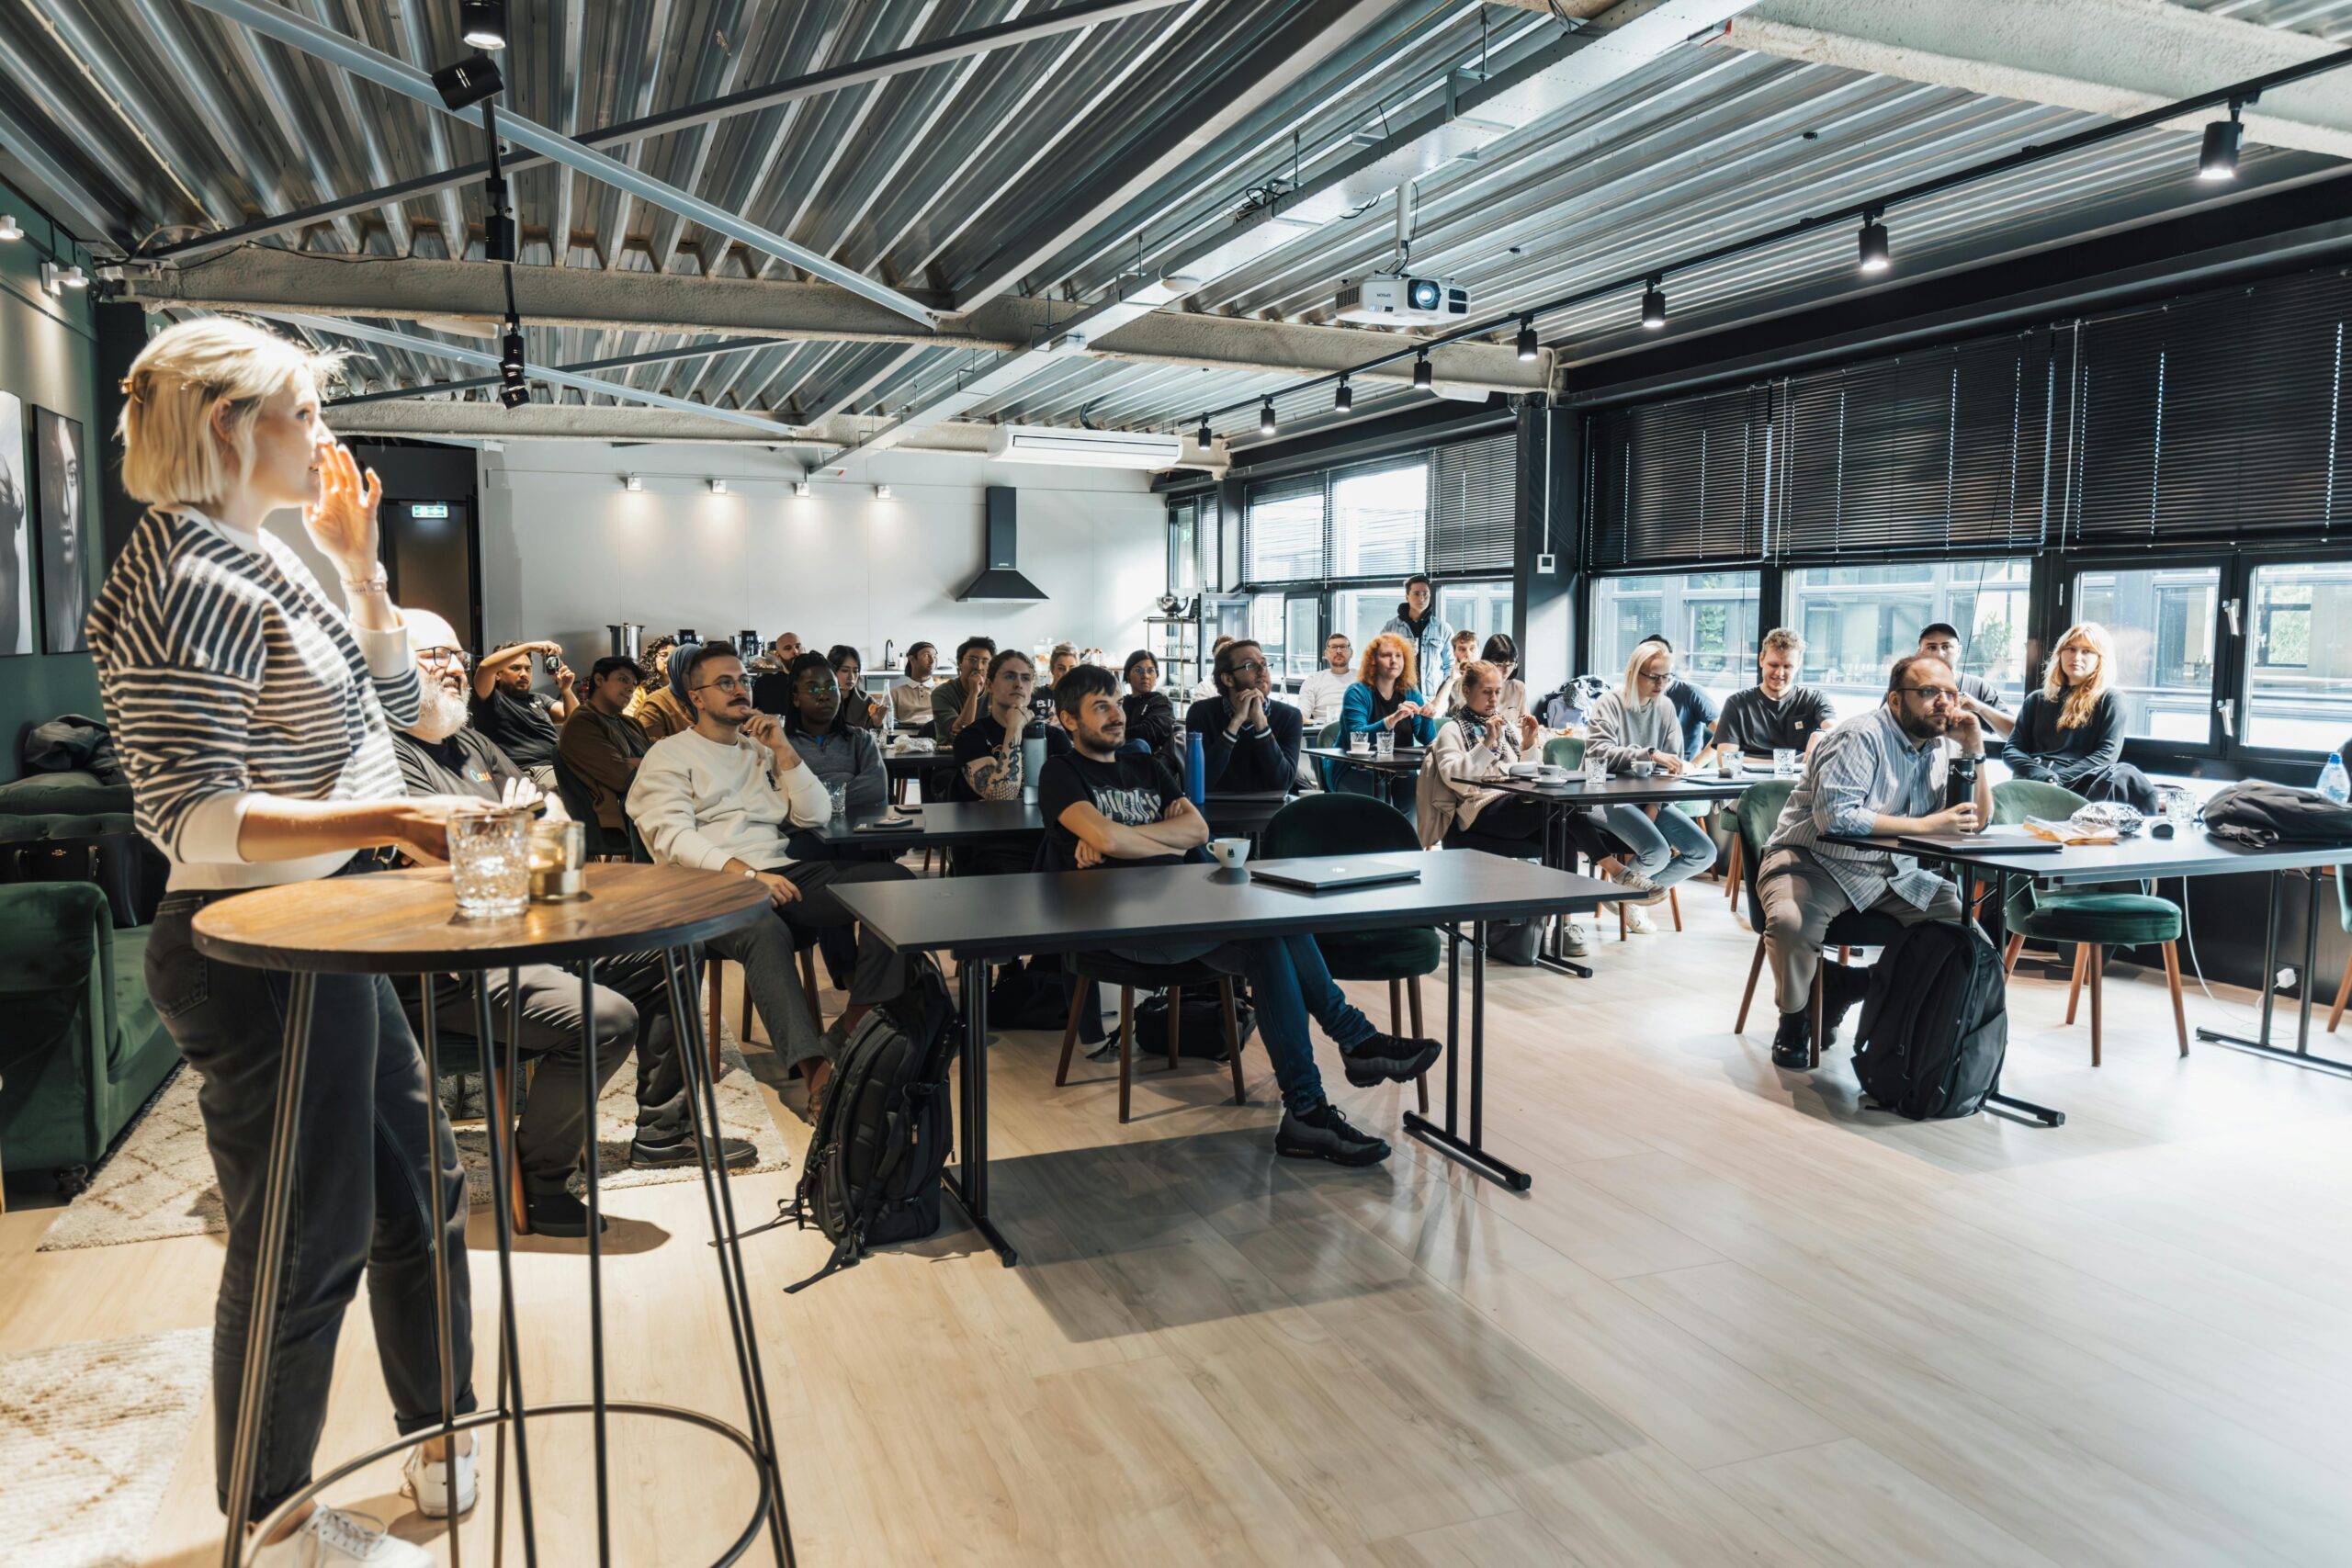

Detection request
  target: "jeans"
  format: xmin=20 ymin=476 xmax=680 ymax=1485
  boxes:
xmin=397 ymin=951 xmax=686 ymax=1189
xmin=148 ymin=891 xmax=476 ymax=1518
xmin=1602 ymin=802 xmax=1716 ymax=889
xmin=1114 ymin=934 xmax=1379 ymax=1114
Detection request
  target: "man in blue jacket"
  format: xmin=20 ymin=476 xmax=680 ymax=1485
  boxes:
xmin=1184 ymin=637 xmax=1301 ymax=794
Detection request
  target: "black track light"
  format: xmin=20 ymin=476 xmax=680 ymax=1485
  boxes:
xmin=2199 ymin=99 xmax=2244 ymax=180
xmin=1196 ymin=414 xmax=1212 ymax=448
xmin=1413 ymin=352 xmax=1432 ymax=389
xmin=498 ymin=374 xmax=529 ymax=410
xmin=430 ymin=51 xmax=503 ymax=111
xmin=1857 ymin=212 xmax=1891 ymax=275
xmin=499 ymin=318 xmax=524 ymax=376
xmin=1515 ymin=317 xmax=1538 ymax=361
xmin=1335 ymin=377 xmax=1353 ymax=413
xmin=461 ymin=0 xmax=509 ymax=51
xmin=1640 ymin=278 xmax=1667 ymax=331
xmin=1259 ymin=398 xmax=1277 ymax=436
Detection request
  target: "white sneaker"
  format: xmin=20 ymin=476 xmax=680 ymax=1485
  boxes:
xmin=400 ymin=1441 xmax=477 ymax=1518
xmin=251 ymin=1506 xmax=434 ymax=1567
xmin=1560 ymin=921 xmax=1590 ymax=958
xmin=1624 ymin=904 xmax=1657 ymax=935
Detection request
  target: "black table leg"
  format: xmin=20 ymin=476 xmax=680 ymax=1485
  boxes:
xmin=941 ymin=956 xmax=1017 ymax=1265
xmin=413 ymin=976 xmax=465 ymax=1568
xmin=1533 ymin=802 xmax=1591 ymax=978
xmin=1403 ymin=920 xmax=1533 ymax=1191
xmin=474 ymin=976 xmax=540 ymax=1568
xmin=2199 ymin=868 xmax=2352 ymax=1076
xmin=571 ymin=964 xmax=611 ymax=1568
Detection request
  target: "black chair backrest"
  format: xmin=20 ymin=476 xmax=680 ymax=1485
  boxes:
xmin=548 ymin=750 xmax=614 ymax=860
xmin=752 ymin=671 xmax=795 ymax=716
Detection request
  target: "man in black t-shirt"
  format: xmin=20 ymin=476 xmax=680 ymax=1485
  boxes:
xmin=1916 ymin=623 xmax=2015 ymax=739
xmin=471 ymin=637 xmax=577 ymax=788
xmin=1713 ymin=627 xmax=1837 ymax=761
xmin=1042 ymin=666 xmax=1440 ymax=1168
xmin=950 ymin=648 xmax=1069 ymax=803
xmin=1183 ymin=637 xmax=1302 ymax=794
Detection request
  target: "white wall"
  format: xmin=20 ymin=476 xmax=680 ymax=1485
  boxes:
xmin=473 ymin=441 xmax=1166 ymax=670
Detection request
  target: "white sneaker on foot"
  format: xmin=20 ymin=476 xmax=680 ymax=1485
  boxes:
xmin=1561 ymin=921 xmax=1590 ymax=958
xmin=400 ymin=1441 xmax=477 ymax=1518
xmin=251 ymin=1506 xmax=434 ymax=1566
xmin=1624 ymin=904 xmax=1657 ymax=934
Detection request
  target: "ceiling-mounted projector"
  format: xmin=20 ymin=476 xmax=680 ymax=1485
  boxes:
xmin=1334 ymin=274 xmax=1469 ymax=325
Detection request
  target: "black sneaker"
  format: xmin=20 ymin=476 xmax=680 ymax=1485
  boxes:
xmin=524 ymin=1187 xmax=606 ymax=1238
xmin=1273 ymin=1102 xmax=1390 ymax=1167
xmin=1340 ymin=1032 xmax=1442 ymax=1088
xmin=1770 ymin=1012 xmax=1815 ymax=1070
xmin=628 ymin=1133 xmax=758 ymax=1170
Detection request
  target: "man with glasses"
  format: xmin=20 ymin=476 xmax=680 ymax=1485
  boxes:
xmin=559 ymin=655 xmax=651 ymax=835
xmin=631 ymin=643 xmax=912 ymax=1113
xmin=1187 ymin=637 xmax=1302 ymax=795
xmin=1915 ymin=622 xmax=2016 ymax=738
xmin=1756 ymin=652 xmax=1990 ymax=1069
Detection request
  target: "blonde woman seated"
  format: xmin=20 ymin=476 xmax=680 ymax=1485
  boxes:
xmin=1586 ymin=639 xmax=1717 ymax=931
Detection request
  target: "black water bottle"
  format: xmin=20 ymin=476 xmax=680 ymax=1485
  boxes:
xmin=1946 ymin=751 xmax=1978 ymax=810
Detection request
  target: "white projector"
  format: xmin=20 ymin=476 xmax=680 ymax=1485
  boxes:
xmin=1333 ymin=275 xmax=1469 ymax=324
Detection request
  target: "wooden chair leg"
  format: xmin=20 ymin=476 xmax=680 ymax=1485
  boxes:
xmin=1736 ymin=936 xmax=1766 ymax=1034
xmin=1117 ymin=987 xmax=1135 ymax=1124
xmin=492 ymin=1065 xmax=528 ymax=1235
xmin=1055 ymin=976 xmax=1088 ymax=1087
xmin=741 ymin=966 xmax=756 ymax=1048
xmin=706 ymin=958 xmax=725 ymax=1085
xmin=1387 ymin=977 xmax=1401 ymax=1035
xmin=2162 ymin=941 xmax=2189 ymax=1057
xmin=2064 ymin=945 xmax=2086 ymax=1025
xmin=1408 ymin=974 xmax=1429 ymax=1114
xmin=2088 ymin=944 xmax=2104 ymax=1066
xmin=1838 ymin=945 xmax=1851 ymax=964
xmin=1669 ymin=887 xmax=1682 ymax=932
xmin=1221 ymin=980 xmax=1245 ymax=1106
xmin=1165 ymin=985 xmax=1183 ymax=1072
xmin=2001 ymin=931 xmax=2025 ymax=975
xmin=2330 ymin=949 xmax=2352 ymax=1033
xmin=1724 ymin=835 xmax=1742 ymax=906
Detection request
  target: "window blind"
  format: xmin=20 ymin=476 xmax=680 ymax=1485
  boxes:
xmin=1430 ymin=434 xmax=1516 ymax=573
xmin=1586 ymin=382 xmax=1773 ymax=569
xmin=1244 ymin=476 xmax=1325 ymax=581
xmin=1329 ymin=459 xmax=1427 ymax=577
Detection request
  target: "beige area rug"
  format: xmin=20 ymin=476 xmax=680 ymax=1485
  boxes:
xmin=40 ymin=1030 xmax=791 ymax=1252
xmin=0 ymin=1327 xmax=209 ymax=1566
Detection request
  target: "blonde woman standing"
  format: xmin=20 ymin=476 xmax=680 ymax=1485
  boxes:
xmin=1585 ymin=639 xmax=1717 ymax=922
xmin=87 ymin=319 xmax=474 ymax=1566
xmin=2002 ymin=621 xmax=2154 ymax=809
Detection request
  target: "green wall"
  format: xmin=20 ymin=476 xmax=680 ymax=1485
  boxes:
xmin=0 ymin=180 xmax=102 ymax=781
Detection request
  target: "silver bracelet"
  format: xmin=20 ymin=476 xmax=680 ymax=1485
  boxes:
xmin=340 ymin=562 xmax=388 ymax=594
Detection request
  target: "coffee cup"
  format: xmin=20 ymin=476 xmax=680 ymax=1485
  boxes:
xmin=1630 ymin=759 xmax=1657 ymax=778
xmin=1209 ymin=837 xmax=1251 ymax=871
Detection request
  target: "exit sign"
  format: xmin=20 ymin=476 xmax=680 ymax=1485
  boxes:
xmin=410 ymin=502 xmax=450 ymax=519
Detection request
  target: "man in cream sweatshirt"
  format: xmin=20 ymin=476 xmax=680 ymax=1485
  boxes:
xmin=629 ymin=643 xmax=913 ymax=1111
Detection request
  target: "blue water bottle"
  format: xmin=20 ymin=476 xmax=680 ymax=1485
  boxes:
xmin=2319 ymin=752 xmax=2349 ymax=805
xmin=1185 ymin=729 xmax=1207 ymax=805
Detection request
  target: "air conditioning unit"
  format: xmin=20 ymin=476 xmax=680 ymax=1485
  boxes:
xmin=987 ymin=424 xmax=1188 ymax=469
xmin=1333 ymin=274 xmax=1469 ymax=325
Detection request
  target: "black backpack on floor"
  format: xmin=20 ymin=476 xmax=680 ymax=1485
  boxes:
xmin=779 ymin=952 xmax=960 ymax=1292
xmin=1120 ymin=985 xmax=1257 ymax=1060
xmin=1849 ymin=921 xmax=2007 ymax=1120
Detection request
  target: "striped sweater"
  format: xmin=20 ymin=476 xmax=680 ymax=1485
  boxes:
xmin=85 ymin=507 xmax=420 ymax=890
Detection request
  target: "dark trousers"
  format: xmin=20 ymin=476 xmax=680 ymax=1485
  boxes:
xmin=397 ymin=951 xmax=685 ymax=1189
xmin=766 ymin=857 xmax=913 ymax=1007
xmin=148 ymin=891 xmax=476 ymax=1519
xmin=1463 ymin=795 xmax=1548 ymax=842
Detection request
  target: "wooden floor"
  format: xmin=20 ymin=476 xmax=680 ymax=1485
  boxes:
xmin=9 ymin=879 xmax=2352 ymax=1567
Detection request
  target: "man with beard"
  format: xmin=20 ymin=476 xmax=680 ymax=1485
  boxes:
xmin=387 ymin=612 xmax=745 ymax=1235
xmin=1041 ymin=665 xmax=1441 ymax=1167
xmin=1184 ymin=637 xmax=1301 ymax=795
xmin=1757 ymin=652 xmax=1990 ymax=1069
xmin=630 ymin=642 xmax=913 ymax=1111
xmin=1713 ymin=627 xmax=1835 ymax=762
xmin=471 ymin=637 xmax=576 ymax=790
xmin=558 ymin=655 xmax=650 ymax=836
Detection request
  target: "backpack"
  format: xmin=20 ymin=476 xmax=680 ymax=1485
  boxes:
xmin=1121 ymin=985 xmax=1257 ymax=1059
xmin=1849 ymin=922 xmax=2007 ymax=1120
xmin=1487 ymin=918 xmax=1544 ymax=967
xmin=778 ymin=952 xmax=960 ymax=1292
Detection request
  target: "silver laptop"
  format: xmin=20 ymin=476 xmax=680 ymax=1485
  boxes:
xmin=1248 ymin=853 xmax=1424 ymax=893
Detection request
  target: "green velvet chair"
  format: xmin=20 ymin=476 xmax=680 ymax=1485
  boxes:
xmin=0 ymin=881 xmax=178 ymax=1188
xmin=1311 ymin=719 xmax=1345 ymax=792
xmin=1730 ymin=778 xmax=1906 ymax=1067
xmin=1262 ymin=793 xmax=1434 ymax=1112
xmin=1990 ymin=779 xmax=2187 ymax=1064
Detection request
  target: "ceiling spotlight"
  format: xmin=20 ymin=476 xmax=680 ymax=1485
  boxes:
xmin=1641 ymin=278 xmax=1668 ymax=331
xmin=2199 ymin=99 xmax=2244 ymax=181
xmin=497 ymin=378 xmax=529 ymax=410
xmin=39 ymin=262 xmax=86 ymax=295
xmin=1195 ymin=415 xmax=1212 ymax=448
xmin=622 ymin=473 xmax=643 ymax=491
xmin=1335 ymin=377 xmax=1353 ymax=413
xmin=430 ymin=51 xmax=503 ymax=111
xmin=0 ymin=215 xmax=20 ymax=242
xmin=1258 ymin=398 xmax=1276 ymax=436
xmin=1857 ymin=212 xmax=1891 ymax=274
xmin=460 ymin=0 xmax=509 ymax=51
xmin=1515 ymin=317 xmax=1538 ymax=361
xmin=1412 ymin=352 xmax=1433 ymax=389
xmin=499 ymin=324 xmax=524 ymax=377
xmin=794 ymin=481 xmax=812 ymax=499
xmin=874 ymin=483 xmax=892 ymax=500
xmin=707 ymin=478 xmax=728 ymax=495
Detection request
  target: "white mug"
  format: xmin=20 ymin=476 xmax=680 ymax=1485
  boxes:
xmin=1209 ymin=837 xmax=1251 ymax=871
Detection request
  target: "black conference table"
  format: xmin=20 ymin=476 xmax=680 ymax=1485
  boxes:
xmin=815 ymin=798 xmax=1044 ymax=852
xmin=1823 ymin=824 xmax=2352 ymax=1080
xmin=832 ymin=851 xmax=1630 ymax=1264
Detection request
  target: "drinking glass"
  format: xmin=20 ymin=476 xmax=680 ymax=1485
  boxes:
xmin=1374 ymin=728 xmax=1396 ymax=761
xmin=449 ymin=806 xmax=531 ymax=919
xmin=1772 ymin=747 xmax=1798 ymax=777
xmin=828 ymin=782 xmax=849 ymax=819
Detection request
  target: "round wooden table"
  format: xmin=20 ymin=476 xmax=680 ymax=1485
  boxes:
xmin=193 ymin=863 xmax=787 ymax=1568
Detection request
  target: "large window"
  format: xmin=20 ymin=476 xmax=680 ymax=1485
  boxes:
xmin=1329 ymin=463 xmax=1426 ymax=577
xmin=1244 ymin=480 xmax=1324 ymax=582
xmin=1589 ymin=572 xmax=1760 ymax=699
xmin=1439 ymin=581 xmax=1515 ymax=652
xmin=1335 ymin=588 xmax=1399 ymax=670
xmin=2073 ymin=565 xmax=2219 ymax=743
xmin=1786 ymin=558 xmax=2030 ymax=717
xmin=2245 ymin=562 xmax=2352 ymax=752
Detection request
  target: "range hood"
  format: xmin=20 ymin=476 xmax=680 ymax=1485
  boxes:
xmin=956 ymin=487 xmax=1046 ymax=602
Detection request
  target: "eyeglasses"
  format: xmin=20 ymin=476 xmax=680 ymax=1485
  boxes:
xmin=417 ymin=647 xmax=472 ymax=670
xmin=1900 ymin=686 xmax=1960 ymax=705
xmin=1228 ymin=660 xmax=1268 ymax=675
xmin=1637 ymin=671 xmax=1671 ymax=684
xmin=694 ymin=676 xmax=750 ymax=694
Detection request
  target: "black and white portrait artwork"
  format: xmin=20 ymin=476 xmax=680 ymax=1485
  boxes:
xmin=35 ymin=404 xmax=87 ymax=654
xmin=0 ymin=393 xmax=30 ymax=658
